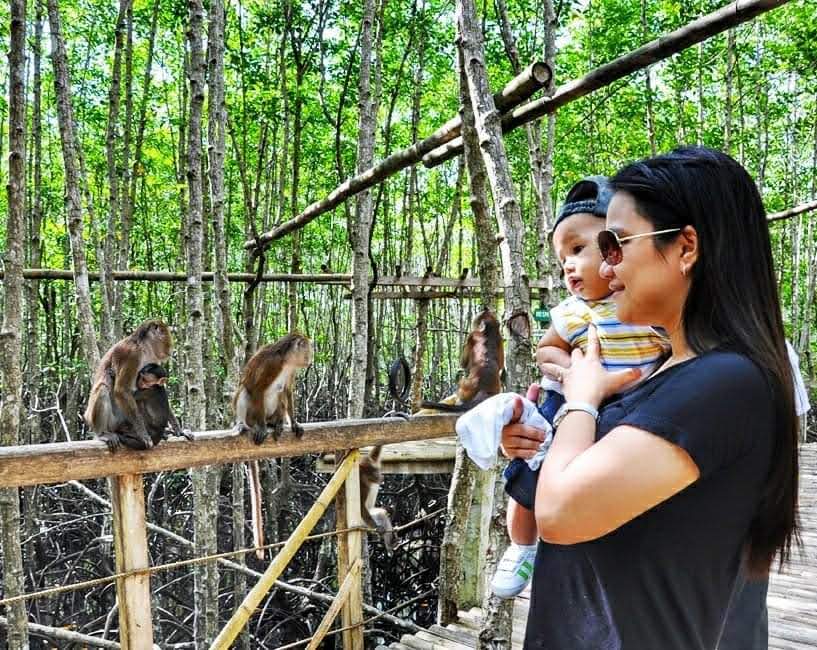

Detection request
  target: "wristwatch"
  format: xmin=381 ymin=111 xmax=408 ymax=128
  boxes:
xmin=552 ymin=401 xmax=599 ymax=429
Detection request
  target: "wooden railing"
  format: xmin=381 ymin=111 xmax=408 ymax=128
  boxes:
xmin=0 ymin=414 xmax=458 ymax=649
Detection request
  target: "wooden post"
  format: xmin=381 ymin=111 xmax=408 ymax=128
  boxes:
xmin=109 ymin=474 xmax=153 ymax=649
xmin=340 ymin=453 xmax=365 ymax=649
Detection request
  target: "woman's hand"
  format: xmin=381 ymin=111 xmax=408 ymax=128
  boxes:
xmin=539 ymin=325 xmax=641 ymax=408
xmin=500 ymin=395 xmax=547 ymax=460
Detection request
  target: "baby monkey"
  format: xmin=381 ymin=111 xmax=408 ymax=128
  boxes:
xmin=133 ymin=363 xmax=192 ymax=445
xmin=101 ymin=362 xmax=191 ymax=449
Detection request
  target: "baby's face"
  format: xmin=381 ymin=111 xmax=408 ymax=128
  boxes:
xmin=552 ymin=212 xmax=611 ymax=301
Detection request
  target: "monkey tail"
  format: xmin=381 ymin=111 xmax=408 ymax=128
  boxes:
xmin=246 ymin=461 xmax=265 ymax=560
xmin=419 ymin=393 xmax=492 ymax=413
xmin=419 ymin=400 xmax=470 ymax=413
xmin=369 ymin=445 xmax=383 ymax=463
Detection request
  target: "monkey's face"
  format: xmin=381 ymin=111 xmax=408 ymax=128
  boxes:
xmin=292 ymin=336 xmax=314 ymax=368
xmin=137 ymin=373 xmax=166 ymax=391
xmin=146 ymin=322 xmax=172 ymax=361
xmin=473 ymin=309 xmax=500 ymax=334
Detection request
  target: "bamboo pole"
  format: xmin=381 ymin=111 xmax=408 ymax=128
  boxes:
xmin=209 ymin=450 xmax=361 ymax=649
xmin=109 ymin=474 xmax=153 ymax=649
xmin=243 ymin=62 xmax=551 ymax=250
xmin=422 ymin=0 xmax=792 ymax=168
xmin=0 ymin=268 xmax=555 ymax=289
xmin=305 ymin=559 xmax=362 ymax=650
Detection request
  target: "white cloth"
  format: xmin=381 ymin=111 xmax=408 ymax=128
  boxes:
xmin=455 ymin=393 xmax=553 ymax=471
xmin=539 ymin=376 xmax=563 ymax=395
xmin=786 ymin=341 xmax=811 ymax=416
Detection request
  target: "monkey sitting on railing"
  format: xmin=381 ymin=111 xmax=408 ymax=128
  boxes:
xmin=84 ymin=320 xmax=175 ymax=452
xmin=231 ymin=332 xmax=314 ymax=559
xmin=388 ymin=308 xmax=505 ymax=414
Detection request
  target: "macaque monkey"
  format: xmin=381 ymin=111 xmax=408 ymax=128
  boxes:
xmin=359 ymin=446 xmax=397 ymax=555
xmin=132 ymin=363 xmax=192 ymax=445
xmin=233 ymin=333 xmax=314 ymax=444
xmin=389 ymin=309 xmax=504 ymax=413
xmin=232 ymin=332 xmax=314 ymax=559
xmin=84 ymin=320 xmax=173 ymax=451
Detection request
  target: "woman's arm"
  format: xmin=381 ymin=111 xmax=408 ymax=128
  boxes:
xmin=515 ymin=325 xmax=699 ymax=544
xmin=534 ymin=417 xmax=699 ymax=544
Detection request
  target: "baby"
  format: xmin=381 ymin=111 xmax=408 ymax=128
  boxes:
xmin=490 ymin=176 xmax=671 ymax=599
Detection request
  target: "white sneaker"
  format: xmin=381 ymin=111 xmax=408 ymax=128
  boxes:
xmin=490 ymin=543 xmax=537 ymax=599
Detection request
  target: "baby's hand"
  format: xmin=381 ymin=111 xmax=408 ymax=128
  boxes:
xmin=526 ymin=383 xmax=541 ymax=402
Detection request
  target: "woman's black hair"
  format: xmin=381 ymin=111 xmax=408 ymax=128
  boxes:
xmin=610 ymin=146 xmax=799 ymax=577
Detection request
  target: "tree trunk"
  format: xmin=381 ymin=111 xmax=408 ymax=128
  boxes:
xmin=208 ymin=6 xmax=244 ymax=644
xmin=458 ymin=49 xmax=498 ymax=311
xmin=231 ymin=465 xmax=250 ymax=650
xmin=494 ymin=0 xmax=547 ymax=238
xmin=540 ymin=0 xmax=559 ymax=290
xmin=438 ymin=446 xmax=478 ymax=625
xmin=724 ymin=28 xmax=735 ymax=153
xmin=101 ymin=0 xmax=131 ymax=348
xmin=642 ymin=0 xmax=657 ymax=155
xmin=115 ymin=2 xmax=133 ymax=340
xmin=26 ymin=0 xmax=44 ymax=438
xmin=458 ymin=0 xmax=530 ymax=392
xmin=435 ymin=34 xmax=501 ymax=637
xmin=186 ymin=1 xmax=218 ymax=646
xmin=348 ymin=0 xmax=378 ymax=418
xmin=22 ymin=1 xmax=45 ymax=581
xmin=288 ymin=62 xmax=303 ymax=332
xmin=208 ymin=0 xmax=238 ymax=390
xmin=457 ymin=0 xmax=529 ymax=644
xmin=118 ymin=0 xmax=160 ymax=335
xmin=47 ymin=0 xmax=101 ymax=369
xmin=1 ymin=2 xmax=31 ymax=647
xmin=494 ymin=0 xmax=558 ymax=297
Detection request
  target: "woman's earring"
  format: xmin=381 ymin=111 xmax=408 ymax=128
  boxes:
xmin=681 ymin=265 xmax=689 ymax=277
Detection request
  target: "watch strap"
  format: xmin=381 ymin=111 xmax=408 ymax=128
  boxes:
xmin=553 ymin=401 xmax=599 ymax=427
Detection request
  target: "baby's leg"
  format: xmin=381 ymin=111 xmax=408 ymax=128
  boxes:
xmin=492 ymin=496 xmax=538 ymax=598
xmin=507 ymin=497 xmax=538 ymax=545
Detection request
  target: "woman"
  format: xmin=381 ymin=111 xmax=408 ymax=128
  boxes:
xmin=502 ymin=146 xmax=799 ymax=650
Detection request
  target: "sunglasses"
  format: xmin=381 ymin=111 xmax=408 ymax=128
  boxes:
xmin=597 ymin=228 xmax=682 ymax=266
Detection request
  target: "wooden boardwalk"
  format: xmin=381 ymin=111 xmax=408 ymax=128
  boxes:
xmin=768 ymin=443 xmax=817 ymax=650
xmin=379 ymin=443 xmax=817 ymax=650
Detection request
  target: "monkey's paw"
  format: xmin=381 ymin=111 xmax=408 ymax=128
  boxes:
xmin=270 ymin=419 xmax=283 ymax=441
xmin=180 ymin=428 xmax=194 ymax=441
xmin=234 ymin=422 xmax=251 ymax=436
xmin=253 ymin=423 xmax=269 ymax=445
xmin=98 ymin=432 xmax=120 ymax=452
xmin=291 ymin=421 xmax=304 ymax=438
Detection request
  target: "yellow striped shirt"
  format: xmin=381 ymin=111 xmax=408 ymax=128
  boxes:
xmin=551 ymin=296 xmax=670 ymax=376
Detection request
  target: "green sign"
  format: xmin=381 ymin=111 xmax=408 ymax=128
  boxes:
xmin=533 ymin=307 xmax=550 ymax=325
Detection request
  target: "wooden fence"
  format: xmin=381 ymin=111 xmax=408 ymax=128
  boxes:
xmin=0 ymin=414 xmax=458 ymax=649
